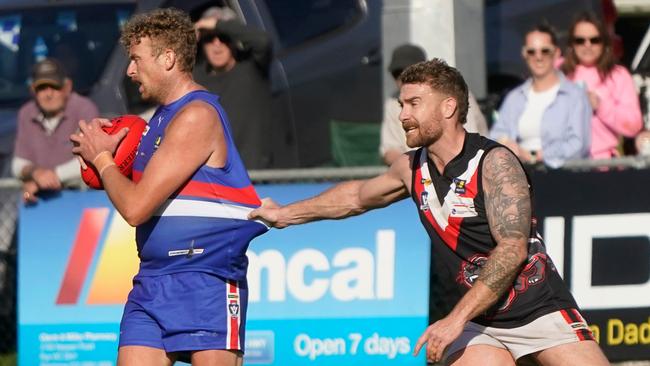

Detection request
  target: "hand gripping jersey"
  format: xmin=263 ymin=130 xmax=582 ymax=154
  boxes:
xmin=132 ymin=90 xmax=267 ymax=280
xmin=411 ymin=133 xmax=577 ymax=328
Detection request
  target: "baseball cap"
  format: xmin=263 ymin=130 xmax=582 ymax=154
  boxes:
xmin=388 ymin=44 xmax=427 ymax=74
xmin=31 ymin=58 xmax=67 ymax=89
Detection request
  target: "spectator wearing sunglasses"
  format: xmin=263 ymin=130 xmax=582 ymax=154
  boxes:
xmin=490 ymin=24 xmax=591 ymax=168
xmin=12 ymin=58 xmax=99 ymax=203
xmin=562 ymin=12 xmax=642 ymax=159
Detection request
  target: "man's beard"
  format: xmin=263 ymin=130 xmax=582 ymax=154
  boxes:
xmin=406 ymin=120 xmax=443 ymax=148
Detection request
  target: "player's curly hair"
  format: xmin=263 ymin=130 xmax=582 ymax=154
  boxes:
xmin=399 ymin=58 xmax=469 ymax=125
xmin=120 ymin=8 xmax=196 ymax=72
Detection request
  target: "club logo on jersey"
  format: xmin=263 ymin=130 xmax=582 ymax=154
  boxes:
xmin=453 ymin=178 xmax=466 ymax=194
xmin=458 ymin=254 xmax=487 ymax=288
xmin=421 ymin=178 xmax=432 ymax=186
xmin=154 ymin=135 xmax=162 ymax=151
xmin=420 ymin=191 xmax=430 ymax=211
xmin=448 ymin=196 xmax=478 ymax=218
xmin=489 ymin=239 xmax=549 ymax=313
xmin=229 ymin=302 xmax=240 ymax=317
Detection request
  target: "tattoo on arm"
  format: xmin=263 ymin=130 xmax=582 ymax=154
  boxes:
xmin=479 ymin=148 xmax=531 ymax=296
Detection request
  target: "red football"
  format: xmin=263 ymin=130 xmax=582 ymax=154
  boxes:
xmin=81 ymin=115 xmax=147 ymax=189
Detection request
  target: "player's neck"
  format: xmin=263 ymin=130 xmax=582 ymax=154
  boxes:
xmin=159 ymin=74 xmax=201 ymax=105
xmin=426 ymin=125 xmax=466 ymax=173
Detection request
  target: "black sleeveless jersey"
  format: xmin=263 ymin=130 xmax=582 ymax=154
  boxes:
xmin=410 ymin=133 xmax=577 ymax=328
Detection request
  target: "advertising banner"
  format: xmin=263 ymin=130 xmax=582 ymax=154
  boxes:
xmin=18 ymin=168 xmax=650 ymax=364
xmin=531 ymin=168 xmax=650 ymax=361
xmin=18 ymin=184 xmax=431 ymax=365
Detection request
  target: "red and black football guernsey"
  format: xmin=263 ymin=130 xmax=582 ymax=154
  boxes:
xmin=411 ymin=133 xmax=577 ymax=328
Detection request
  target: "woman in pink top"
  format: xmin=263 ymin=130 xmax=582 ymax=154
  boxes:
xmin=562 ymin=12 xmax=642 ymax=159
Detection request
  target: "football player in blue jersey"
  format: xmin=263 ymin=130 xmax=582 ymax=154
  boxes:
xmin=72 ymin=8 xmax=266 ymax=366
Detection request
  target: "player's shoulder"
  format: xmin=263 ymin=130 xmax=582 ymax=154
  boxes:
xmin=173 ymin=98 xmax=220 ymax=125
xmin=483 ymin=146 xmax=517 ymax=163
xmin=481 ymin=146 xmax=527 ymax=184
xmin=387 ymin=150 xmax=416 ymax=184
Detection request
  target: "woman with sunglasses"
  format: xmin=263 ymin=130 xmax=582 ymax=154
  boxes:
xmin=491 ymin=24 xmax=591 ymax=168
xmin=562 ymin=12 xmax=642 ymax=159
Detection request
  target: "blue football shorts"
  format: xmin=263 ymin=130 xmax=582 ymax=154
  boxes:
xmin=118 ymin=271 xmax=248 ymax=355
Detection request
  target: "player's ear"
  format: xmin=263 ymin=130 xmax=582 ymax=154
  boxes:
xmin=163 ymin=48 xmax=175 ymax=71
xmin=441 ymin=96 xmax=458 ymax=120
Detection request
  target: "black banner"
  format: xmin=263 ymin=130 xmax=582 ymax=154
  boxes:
xmin=531 ymin=167 xmax=650 ymax=361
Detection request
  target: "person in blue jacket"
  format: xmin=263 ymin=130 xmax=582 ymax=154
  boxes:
xmin=490 ymin=24 xmax=591 ymax=168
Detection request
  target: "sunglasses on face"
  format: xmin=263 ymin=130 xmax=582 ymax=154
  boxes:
xmin=34 ymin=84 xmax=63 ymax=92
xmin=524 ymin=47 xmax=554 ymax=57
xmin=573 ymin=36 xmax=602 ymax=45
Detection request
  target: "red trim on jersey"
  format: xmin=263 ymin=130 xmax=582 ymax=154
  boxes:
xmin=132 ymin=170 xmax=260 ymax=206
xmin=462 ymin=166 xmax=480 ymax=200
xmin=177 ymin=180 xmax=261 ymax=206
xmin=414 ymin=160 xmax=480 ymax=252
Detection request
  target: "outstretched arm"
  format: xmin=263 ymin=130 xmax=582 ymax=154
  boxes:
xmin=414 ymin=147 xmax=529 ymax=363
xmin=248 ymin=155 xmax=411 ymax=228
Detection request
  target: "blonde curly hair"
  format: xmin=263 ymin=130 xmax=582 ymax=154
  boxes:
xmin=120 ymin=8 xmax=196 ymax=72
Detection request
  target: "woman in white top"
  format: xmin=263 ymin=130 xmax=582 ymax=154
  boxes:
xmin=490 ymin=24 xmax=592 ymax=168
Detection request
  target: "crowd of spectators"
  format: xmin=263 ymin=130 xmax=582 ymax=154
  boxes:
xmin=488 ymin=12 xmax=643 ymax=168
xmin=380 ymin=12 xmax=647 ymax=169
xmin=9 ymin=8 xmax=650 ymax=190
xmin=490 ymin=24 xmax=592 ymax=168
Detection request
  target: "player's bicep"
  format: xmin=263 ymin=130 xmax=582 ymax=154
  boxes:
xmin=358 ymin=156 xmax=409 ymax=209
xmin=482 ymin=147 xmax=531 ymax=244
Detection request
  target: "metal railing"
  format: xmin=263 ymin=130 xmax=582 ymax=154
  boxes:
xmin=0 ymin=156 xmax=648 ymax=188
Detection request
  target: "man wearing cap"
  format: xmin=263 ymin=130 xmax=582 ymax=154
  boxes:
xmin=12 ymin=57 xmax=99 ymax=203
xmin=380 ymin=44 xmax=488 ymax=165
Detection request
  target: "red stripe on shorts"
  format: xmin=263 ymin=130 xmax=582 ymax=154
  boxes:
xmin=560 ymin=309 xmax=573 ymax=323
xmin=561 ymin=309 xmax=592 ymax=341
xmin=228 ymin=280 xmax=240 ymax=350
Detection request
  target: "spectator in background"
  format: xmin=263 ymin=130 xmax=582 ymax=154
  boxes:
xmin=12 ymin=58 xmax=98 ymax=203
xmin=193 ymin=7 xmax=274 ymax=169
xmin=490 ymin=24 xmax=591 ymax=168
xmin=380 ymin=44 xmax=488 ymax=165
xmin=562 ymin=12 xmax=642 ymax=159
xmin=635 ymin=130 xmax=650 ymax=156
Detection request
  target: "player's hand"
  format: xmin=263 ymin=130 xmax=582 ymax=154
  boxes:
xmin=31 ymin=168 xmax=61 ymax=190
xmin=22 ymin=180 xmax=39 ymax=204
xmin=413 ymin=315 xmax=465 ymax=363
xmin=94 ymin=117 xmax=113 ymax=129
xmin=248 ymin=198 xmax=284 ymax=228
xmin=70 ymin=119 xmax=129 ymax=166
xmin=195 ymin=17 xmax=218 ymax=31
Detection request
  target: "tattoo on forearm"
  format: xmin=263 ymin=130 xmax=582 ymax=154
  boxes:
xmin=480 ymin=148 xmax=531 ymax=296
xmin=478 ymin=243 xmax=523 ymax=295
